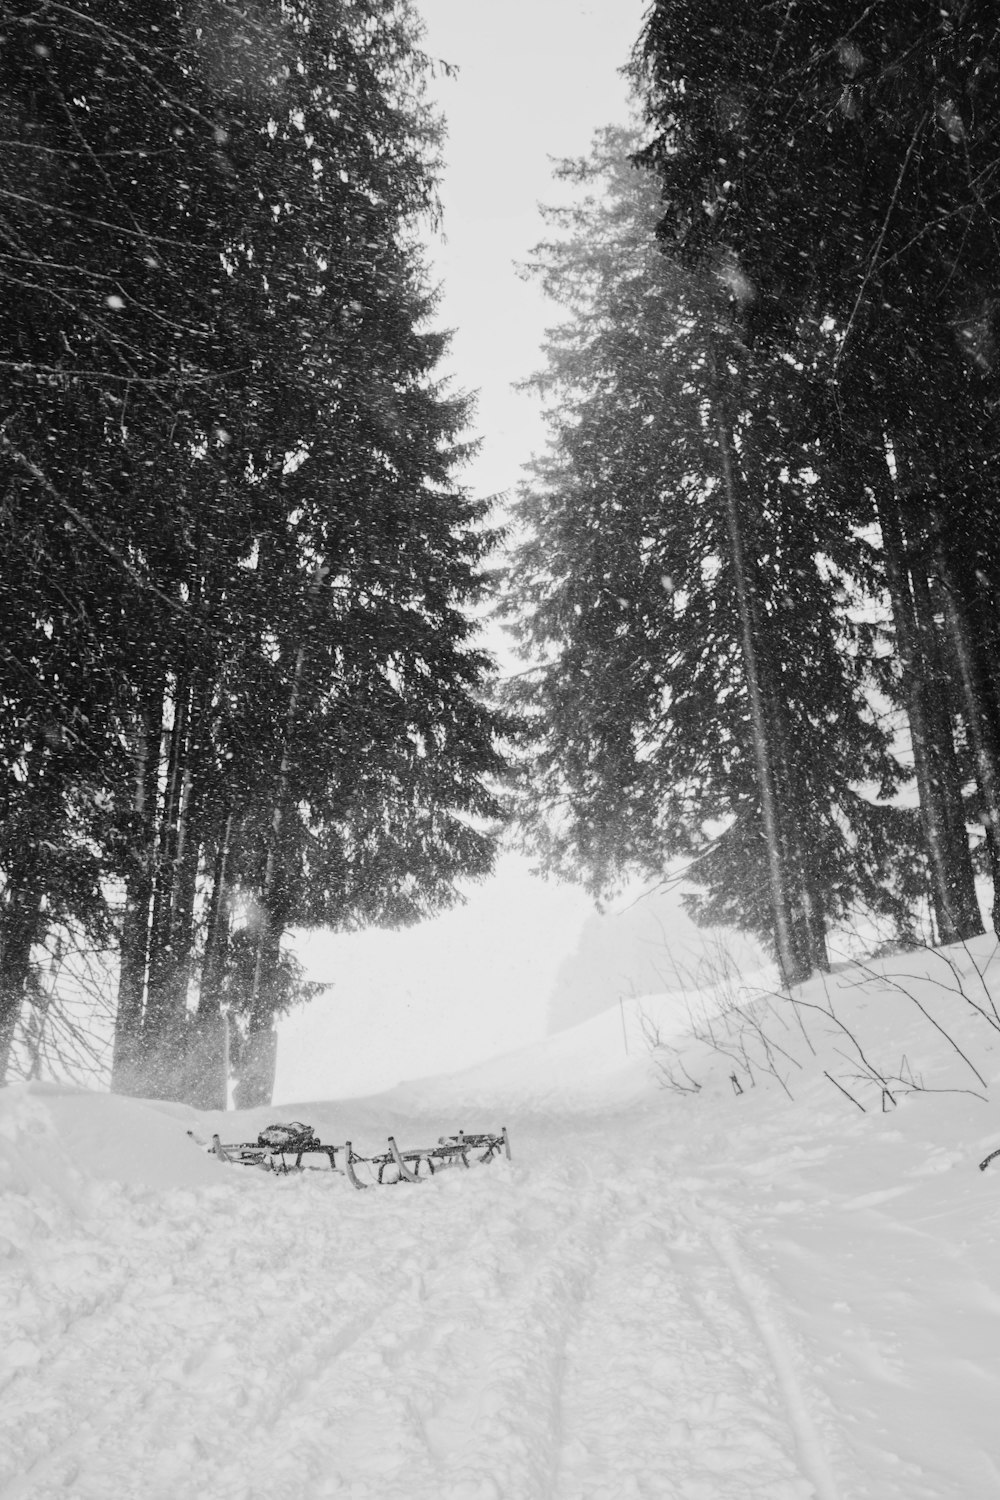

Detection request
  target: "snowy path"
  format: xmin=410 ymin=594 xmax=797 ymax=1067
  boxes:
xmin=4 ymin=959 xmax=1000 ymax=1500
xmin=3 ymin=1102 xmax=846 ymax=1500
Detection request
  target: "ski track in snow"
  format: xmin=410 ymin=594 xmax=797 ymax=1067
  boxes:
xmin=543 ymin=1147 xmax=839 ymax=1500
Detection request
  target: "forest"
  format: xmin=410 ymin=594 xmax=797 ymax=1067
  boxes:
xmin=1 ymin=0 xmax=998 ymax=1103
xmin=0 ymin=0 xmax=507 ymax=1102
xmin=508 ymin=0 xmax=1000 ymax=987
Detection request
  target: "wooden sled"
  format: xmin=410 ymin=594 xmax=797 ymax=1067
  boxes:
xmin=344 ymin=1127 xmax=511 ymax=1190
xmin=190 ymin=1128 xmax=340 ymax=1174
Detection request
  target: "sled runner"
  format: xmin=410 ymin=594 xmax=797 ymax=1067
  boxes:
xmin=344 ymin=1128 xmax=511 ymax=1189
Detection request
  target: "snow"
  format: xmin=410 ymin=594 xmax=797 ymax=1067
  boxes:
xmin=3 ymin=940 xmax=1000 ymax=1498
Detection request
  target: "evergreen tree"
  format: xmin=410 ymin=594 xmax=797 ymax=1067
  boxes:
xmin=636 ymin=0 xmax=1000 ymax=939
xmin=0 ymin=0 xmax=508 ymax=1097
xmin=507 ymin=129 xmax=921 ymax=971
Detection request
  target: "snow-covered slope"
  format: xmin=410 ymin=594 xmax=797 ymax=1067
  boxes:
xmin=3 ymin=939 xmax=1000 ymax=1498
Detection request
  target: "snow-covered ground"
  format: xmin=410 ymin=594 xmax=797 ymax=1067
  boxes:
xmin=3 ymin=939 xmax=1000 ymax=1499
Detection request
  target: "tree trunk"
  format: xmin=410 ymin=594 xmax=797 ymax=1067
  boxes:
xmin=163 ymin=679 xmax=211 ymax=1103
xmin=111 ymin=681 xmax=162 ymax=1095
xmin=908 ymin=558 xmax=982 ymax=937
xmin=872 ymin=460 xmax=981 ymax=942
xmin=142 ymin=671 xmax=192 ymax=1097
xmin=250 ymin=640 xmax=305 ymax=1013
xmin=737 ymin=397 xmax=827 ymax=973
xmin=767 ymin=682 xmax=830 ymax=972
xmin=937 ymin=563 xmax=1000 ymax=934
xmin=185 ymin=808 xmax=234 ymax=1111
xmin=199 ymin=809 xmax=234 ymax=1018
xmin=241 ymin=566 xmax=327 ymax=1108
xmin=0 ymin=869 xmax=43 ymax=1083
xmin=232 ymin=1025 xmax=278 ymax=1111
xmin=710 ymin=344 xmax=809 ymax=986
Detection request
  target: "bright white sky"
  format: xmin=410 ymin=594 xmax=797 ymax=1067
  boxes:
xmin=419 ymin=0 xmax=646 ymax=504
xmin=274 ymin=0 xmax=737 ymax=1106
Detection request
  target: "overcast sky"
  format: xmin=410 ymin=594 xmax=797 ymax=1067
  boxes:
xmin=420 ymin=0 xmax=646 ymax=503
